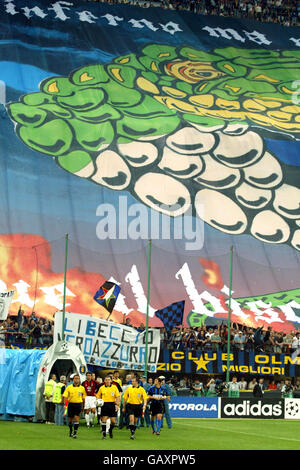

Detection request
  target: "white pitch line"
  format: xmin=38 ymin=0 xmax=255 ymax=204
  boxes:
xmin=177 ymin=421 xmax=300 ymax=444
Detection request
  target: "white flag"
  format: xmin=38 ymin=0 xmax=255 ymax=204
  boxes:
xmin=0 ymin=291 xmax=15 ymax=320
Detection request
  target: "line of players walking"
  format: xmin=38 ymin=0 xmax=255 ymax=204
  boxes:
xmin=61 ymin=371 xmax=170 ymax=440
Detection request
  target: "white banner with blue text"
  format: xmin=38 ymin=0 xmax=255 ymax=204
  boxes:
xmin=54 ymin=311 xmax=160 ymax=372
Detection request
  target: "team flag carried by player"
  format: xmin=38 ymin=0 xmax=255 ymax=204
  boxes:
xmin=93 ymin=281 xmax=121 ymax=314
xmin=154 ymin=300 xmax=185 ymax=332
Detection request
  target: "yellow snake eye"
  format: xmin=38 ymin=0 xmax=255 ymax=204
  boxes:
xmin=165 ymin=60 xmax=224 ymax=84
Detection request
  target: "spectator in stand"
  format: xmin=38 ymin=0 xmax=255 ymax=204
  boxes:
xmin=182 ymin=328 xmax=195 ymax=349
xmin=248 ymin=377 xmax=258 ymax=391
xmin=196 ymin=329 xmax=207 ymax=350
xmin=29 ymin=311 xmax=39 ymax=323
xmin=41 ymin=322 xmax=53 ymax=346
xmin=136 ymin=322 xmax=145 ymax=333
xmin=268 ymin=380 xmax=277 ymax=390
xmin=210 ymin=326 xmax=222 ymax=351
xmin=244 ymin=329 xmax=255 ymax=352
xmin=29 ymin=319 xmax=43 ymax=346
xmin=16 ymin=306 xmax=25 ymax=330
xmin=233 ymin=330 xmax=246 ymax=352
xmin=6 ymin=321 xmax=19 ymax=345
xmin=122 ymin=314 xmax=133 ymax=328
xmin=170 ymin=326 xmax=183 ymax=350
xmin=254 ymin=326 xmax=264 ymax=352
xmin=282 ymin=332 xmax=293 ymax=354
xmin=294 ymin=380 xmax=300 ymax=391
xmin=264 ymin=329 xmax=275 ymax=353
xmin=277 ymin=379 xmax=285 ymax=391
xmin=159 ymin=328 xmax=168 ymax=349
xmin=18 ymin=318 xmax=31 ymax=346
xmin=263 ymin=326 xmax=274 ymax=353
xmin=238 ymin=377 xmax=248 ymax=390
xmin=205 ymin=327 xmax=214 ymax=339
xmin=203 ymin=327 xmax=216 ymax=350
xmin=179 ymin=375 xmax=190 ymax=390
xmin=291 ymin=331 xmax=300 ymax=355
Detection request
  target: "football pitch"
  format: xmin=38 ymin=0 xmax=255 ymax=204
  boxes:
xmin=1 ymin=418 xmax=300 ymax=451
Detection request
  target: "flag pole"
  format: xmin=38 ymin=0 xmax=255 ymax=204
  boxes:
xmin=226 ymin=245 xmax=233 ymax=385
xmin=144 ymin=239 xmax=152 ymax=380
xmin=62 ymin=233 xmax=69 ymax=341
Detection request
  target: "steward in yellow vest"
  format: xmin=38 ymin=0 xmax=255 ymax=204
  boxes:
xmin=43 ymin=374 xmax=57 ymax=424
xmin=53 ymin=379 xmax=66 ymax=404
xmin=44 ymin=375 xmax=57 ymax=402
xmin=53 ymin=375 xmax=67 ymax=426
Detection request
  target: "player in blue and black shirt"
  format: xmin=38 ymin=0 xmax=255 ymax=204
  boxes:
xmin=147 ymin=377 xmax=169 ymax=435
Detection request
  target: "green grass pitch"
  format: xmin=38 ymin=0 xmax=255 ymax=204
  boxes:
xmin=1 ymin=419 xmax=300 ymax=450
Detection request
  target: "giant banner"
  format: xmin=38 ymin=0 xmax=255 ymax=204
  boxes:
xmin=158 ymin=349 xmax=300 ymax=377
xmin=1 ymin=1 xmax=300 ymax=331
xmin=54 ymin=311 xmax=160 ymax=371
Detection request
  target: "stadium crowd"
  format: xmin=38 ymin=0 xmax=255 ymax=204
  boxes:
xmin=1 ymin=308 xmax=300 ymax=356
xmin=83 ymin=0 xmax=300 ymax=27
xmin=0 ymin=309 xmax=54 ymax=348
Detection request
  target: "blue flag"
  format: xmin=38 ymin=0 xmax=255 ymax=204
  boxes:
xmin=93 ymin=281 xmax=121 ymax=314
xmin=155 ymin=301 xmax=185 ymax=332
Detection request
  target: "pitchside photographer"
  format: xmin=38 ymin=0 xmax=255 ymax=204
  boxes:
xmin=281 ymin=379 xmax=294 ymax=398
xmin=215 ymin=379 xmax=227 ymax=397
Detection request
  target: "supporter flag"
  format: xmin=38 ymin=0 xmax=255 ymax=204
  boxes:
xmin=155 ymin=301 xmax=185 ymax=332
xmin=93 ymin=281 xmax=121 ymax=314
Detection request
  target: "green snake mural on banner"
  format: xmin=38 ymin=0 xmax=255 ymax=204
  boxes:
xmin=7 ymin=44 xmax=300 ymax=249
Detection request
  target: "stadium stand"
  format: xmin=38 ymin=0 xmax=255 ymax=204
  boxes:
xmin=82 ymin=0 xmax=300 ymax=27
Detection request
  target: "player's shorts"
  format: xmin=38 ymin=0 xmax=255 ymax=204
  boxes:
xmin=127 ymin=404 xmax=143 ymax=418
xmin=101 ymin=402 xmax=117 ymax=418
xmin=84 ymin=396 xmax=97 ymax=410
xmin=68 ymin=402 xmax=82 ymax=418
xmin=149 ymin=400 xmax=164 ymax=416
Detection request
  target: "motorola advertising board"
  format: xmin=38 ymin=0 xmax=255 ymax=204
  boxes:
xmin=169 ymin=397 xmax=219 ymax=418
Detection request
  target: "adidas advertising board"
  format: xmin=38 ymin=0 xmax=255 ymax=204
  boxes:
xmin=169 ymin=397 xmax=219 ymax=418
xmin=221 ymin=399 xmax=284 ymax=419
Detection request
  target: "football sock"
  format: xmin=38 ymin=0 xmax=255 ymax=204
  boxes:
xmin=85 ymin=414 xmax=90 ymax=425
xmin=130 ymin=425 xmax=136 ymax=435
xmin=101 ymin=423 xmax=106 ymax=435
xmin=73 ymin=423 xmax=79 ymax=434
xmin=156 ymin=419 xmax=162 ymax=433
xmin=151 ymin=420 xmax=156 ymax=431
xmin=69 ymin=424 xmax=73 ymax=434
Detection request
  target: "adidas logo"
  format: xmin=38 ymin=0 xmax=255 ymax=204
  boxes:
xmin=223 ymin=400 xmax=283 ymax=418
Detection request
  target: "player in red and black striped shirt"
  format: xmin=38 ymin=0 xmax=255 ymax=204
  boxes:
xmin=82 ymin=372 xmax=98 ymax=427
